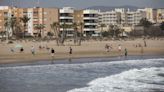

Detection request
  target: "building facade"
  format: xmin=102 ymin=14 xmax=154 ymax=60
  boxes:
xmin=83 ymin=9 xmax=99 ymax=36
xmin=99 ymin=8 xmax=145 ymax=27
xmin=0 ymin=6 xmax=163 ymax=37
xmin=157 ymin=8 xmax=164 ymax=23
xmin=59 ymin=7 xmax=74 ymax=36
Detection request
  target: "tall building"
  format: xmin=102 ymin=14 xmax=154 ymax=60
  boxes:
xmin=59 ymin=7 xmax=74 ymax=36
xmin=0 ymin=6 xmax=10 ymax=32
xmin=74 ymin=10 xmax=83 ymax=33
xmin=99 ymin=8 xmax=145 ymax=27
xmin=24 ymin=7 xmax=59 ymax=36
xmin=144 ymin=8 xmax=157 ymax=23
xmin=42 ymin=8 xmax=59 ymax=35
xmin=83 ymin=9 xmax=99 ymax=36
xmin=0 ymin=6 xmax=14 ymax=36
xmin=157 ymin=8 xmax=164 ymax=23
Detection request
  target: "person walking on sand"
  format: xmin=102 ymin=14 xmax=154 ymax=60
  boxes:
xmin=69 ymin=47 xmax=72 ymax=55
xmin=51 ymin=48 xmax=55 ymax=58
xmin=118 ymin=44 xmax=122 ymax=52
xmin=10 ymin=48 xmax=14 ymax=53
xmin=50 ymin=48 xmax=55 ymax=64
xmin=31 ymin=46 xmax=35 ymax=55
xmin=144 ymin=40 xmax=147 ymax=47
xmin=105 ymin=44 xmax=109 ymax=52
xmin=20 ymin=47 xmax=24 ymax=53
xmin=118 ymin=44 xmax=122 ymax=56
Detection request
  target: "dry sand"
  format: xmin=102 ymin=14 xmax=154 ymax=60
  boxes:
xmin=0 ymin=38 xmax=164 ymax=64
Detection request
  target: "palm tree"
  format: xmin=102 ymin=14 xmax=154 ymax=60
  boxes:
xmin=139 ymin=18 xmax=152 ymax=36
xmin=34 ymin=24 xmax=45 ymax=38
xmin=72 ymin=22 xmax=78 ymax=45
xmin=100 ymin=23 xmax=106 ymax=39
xmin=51 ymin=22 xmax=60 ymax=46
xmin=160 ymin=22 xmax=164 ymax=31
xmin=4 ymin=18 xmax=9 ymax=41
xmin=20 ymin=15 xmax=30 ymax=39
xmin=78 ymin=22 xmax=84 ymax=46
xmin=10 ymin=16 xmax=17 ymax=37
xmin=0 ymin=31 xmax=6 ymax=40
xmin=60 ymin=23 xmax=74 ymax=45
xmin=108 ymin=25 xmax=114 ymax=37
xmin=4 ymin=15 xmax=17 ymax=39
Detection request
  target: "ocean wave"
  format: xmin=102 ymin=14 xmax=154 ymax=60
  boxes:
xmin=68 ymin=67 xmax=164 ymax=92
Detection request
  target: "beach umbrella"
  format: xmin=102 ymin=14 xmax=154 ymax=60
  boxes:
xmin=15 ymin=44 xmax=23 ymax=48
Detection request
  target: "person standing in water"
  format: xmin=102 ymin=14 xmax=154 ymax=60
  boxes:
xmin=69 ymin=47 xmax=73 ymax=63
xmin=51 ymin=48 xmax=55 ymax=57
xmin=69 ymin=47 xmax=72 ymax=55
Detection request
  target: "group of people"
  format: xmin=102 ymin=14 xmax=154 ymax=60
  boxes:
xmin=10 ymin=45 xmax=73 ymax=60
xmin=105 ymin=44 xmax=128 ymax=56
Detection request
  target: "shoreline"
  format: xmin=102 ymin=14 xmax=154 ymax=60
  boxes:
xmin=0 ymin=52 xmax=164 ymax=65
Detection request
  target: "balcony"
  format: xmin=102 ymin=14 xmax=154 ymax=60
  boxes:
xmin=83 ymin=17 xmax=98 ymax=20
xmin=60 ymin=16 xmax=73 ymax=19
xmin=84 ymin=23 xmax=98 ymax=25
xmin=84 ymin=28 xmax=98 ymax=31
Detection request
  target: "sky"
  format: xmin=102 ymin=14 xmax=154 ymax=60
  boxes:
xmin=0 ymin=0 xmax=164 ymax=9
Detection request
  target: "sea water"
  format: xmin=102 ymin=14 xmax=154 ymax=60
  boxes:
xmin=0 ymin=57 xmax=164 ymax=92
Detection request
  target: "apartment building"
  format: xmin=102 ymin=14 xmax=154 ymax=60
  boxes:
xmin=0 ymin=6 xmax=59 ymax=37
xmin=44 ymin=8 xmax=59 ymax=34
xmin=74 ymin=10 xmax=83 ymax=33
xmin=83 ymin=9 xmax=99 ymax=36
xmin=157 ymin=8 xmax=164 ymax=23
xmin=0 ymin=6 xmax=9 ymax=32
xmin=100 ymin=8 xmax=145 ymax=27
xmin=0 ymin=6 xmax=14 ymax=36
xmin=144 ymin=8 xmax=157 ymax=23
xmin=1 ymin=6 xmax=163 ymax=37
xmin=59 ymin=7 xmax=74 ymax=36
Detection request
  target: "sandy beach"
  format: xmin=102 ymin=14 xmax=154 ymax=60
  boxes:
xmin=0 ymin=38 xmax=164 ymax=64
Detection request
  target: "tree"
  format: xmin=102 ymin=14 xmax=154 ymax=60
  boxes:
xmin=34 ymin=24 xmax=45 ymax=38
xmin=51 ymin=22 xmax=60 ymax=46
xmin=102 ymin=31 xmax=110 ymax=37
xmin=108 ymin=25 xmax=114 ymax=37
xmin=139 ymin=18 xmax=152 ymax=36
xmin=72 ymin=22 xmax=78 ymax=45
xmin=4 ymin=15 xmax=17 ymax=39
xmin=10 ymin=15 xmax=17 ymax=36
xmin=20 ymin=15 xmax=30 ymax=39
xmin=160 ymin=22 xmax=164 ymax=31
xmin=108 ymin=25 xmax=121 ymax=37
xmin=100 ymin=23 xmax=106 ymax=39
xmin=60 ymin=22 xmax=68 ymax=45
xmin=0 ymin=31 xmax=6 ymax=40
xmin=78 ymin=22 xmax=84 ymax=46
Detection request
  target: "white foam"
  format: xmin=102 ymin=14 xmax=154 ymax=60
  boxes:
xmin=68 ymin=67 xmax=164 ymax=92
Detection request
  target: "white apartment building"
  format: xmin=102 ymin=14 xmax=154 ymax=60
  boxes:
xmin=83 ymin=9 xmax=99 ymax=36
xmin=59 ymin=7 xmax=74 ymax=36
xmin=157 ymin=8 xmax=164 ymax=23
xmin=100 ymin=8 xmax=145 ymax=27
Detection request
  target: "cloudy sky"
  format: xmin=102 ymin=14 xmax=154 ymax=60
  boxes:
xmin=0 ymin=0 xmax=164 ymax=9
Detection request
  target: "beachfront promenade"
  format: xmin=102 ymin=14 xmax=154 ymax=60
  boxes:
xmin=0 ymin=38 xmax=164 ymax=64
